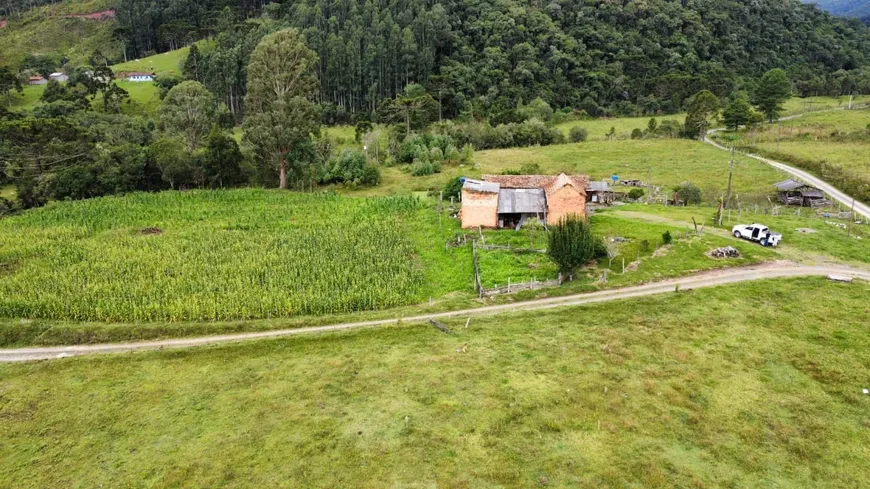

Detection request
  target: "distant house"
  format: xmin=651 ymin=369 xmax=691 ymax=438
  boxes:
xmin=28 ymin=76 xmax=47 ymax=85
xmin=774 ymin=179 xmax=829 ymax=207
xmin=460 ymin=173 xmax=588 ymax=229
xmin=49 ymin=72 xmax=68 ymax=83
xmin=125 ymin=72 xmax=154 ymax=82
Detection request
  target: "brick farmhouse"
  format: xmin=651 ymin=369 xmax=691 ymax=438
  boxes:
xmin=459 ymin=173 xmax=589 ymax=229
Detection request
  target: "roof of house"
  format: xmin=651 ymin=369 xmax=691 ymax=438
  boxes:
xmin=587 ymin=181 xmax=611 ymax=192
xmin=462 ymin=178 xmax=500 ymax=194
xmin=49 ymin=72 xmax=65 ymax=77
xmin=497 ymin=188 xmax=547 ymax=214
xmin=126 ymin=72 xmax=154 ymax=77
xmin=28 ymin=76 xmax=45 ymax=81
xmin=480 ymin=173 xmax=589 ymax=195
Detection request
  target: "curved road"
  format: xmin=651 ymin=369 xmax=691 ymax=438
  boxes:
xmin=705 ymin=106 xmax=870 ymax=220
xmin=2 ymin=263 xmax=868 ymax=362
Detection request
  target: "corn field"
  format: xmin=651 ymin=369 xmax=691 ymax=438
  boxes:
xmin=0 ymin=190 xmax=424 ymax=322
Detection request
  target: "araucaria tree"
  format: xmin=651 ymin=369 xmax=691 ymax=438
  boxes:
xmin=159 ymin=80 xmax=216 ymax=150
xmin=547 ymin=214 xmax=598 ymax=277
xmin=755 ymin=68 xmax=792 ymax=122
xmin=243 ymin=28 xmax=321 ymax=190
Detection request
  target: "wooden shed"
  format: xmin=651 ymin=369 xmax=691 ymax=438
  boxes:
xmin=774 ymin=179 xmax=829 ymax=207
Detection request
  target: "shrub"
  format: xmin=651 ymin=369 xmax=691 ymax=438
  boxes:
xmin=443 ymin=177 xmax=463 ymax=200
xmin=675 ymin=182 xmax=702 ymax=205
xmin=662 ymin=230 xmax=672 ymax=245
xmin=569 ymin=126 xmax=588 ymax=143
xmin=547 ymin=214 xmax=598 ymax=275
xmin=323 ymin=149 xmax=380 ymax=187
xmin=630 ymin=128 xmax=644 ymax=140
xmin=410 ymin=159 xmax=441 ymax=176
xmin=627 ymin=188 xmax=645 ymax=200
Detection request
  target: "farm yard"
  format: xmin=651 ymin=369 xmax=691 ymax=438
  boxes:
xmin=2 ymin=277 xmax=869 ymax=488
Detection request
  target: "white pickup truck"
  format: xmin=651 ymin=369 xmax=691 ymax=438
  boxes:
xmin=732 ymin=223 xmax=782 ymax=247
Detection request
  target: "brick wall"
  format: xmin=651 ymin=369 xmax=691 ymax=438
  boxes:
xmin=460 ymin=190 xmax=498 ymax=228
xmin=546 ymin=186 xmax=586 ymax=225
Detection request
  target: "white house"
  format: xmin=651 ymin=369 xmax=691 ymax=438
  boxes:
xmin=49 ymin=72 xmax=68 ymax=82
xmin=126 ymin=72 xmax=154 ymax=82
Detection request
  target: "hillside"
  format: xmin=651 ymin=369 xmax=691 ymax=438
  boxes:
xmin=0 ymin=0 xmax=121 ymax=67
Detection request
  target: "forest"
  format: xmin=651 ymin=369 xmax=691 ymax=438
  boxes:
xmin=111 ymin=0 xmax=870 ymax=120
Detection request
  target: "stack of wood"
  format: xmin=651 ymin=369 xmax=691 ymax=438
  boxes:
xmin=710 ymin=246 xmax=740 ymax=258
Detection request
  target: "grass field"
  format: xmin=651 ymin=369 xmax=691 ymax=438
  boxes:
xmin=0 ymin=190 xmax=468 ymax=322
xmin=2 ymin=277 xmax=869 ymax=488
xmin=6 ymin=80 xmax=161 ymax=116
xmin=111 ymin=46 xmax=190 ymax=76
xmin=557 ymin=113 xmax=685 ymax=141
xmin=363 ymin=139 xmax=786 ymax=199
xmin=602 ymin=204 xmax=870 ymax=265
xmin=753 ymin=141 xmax=870 ymax=180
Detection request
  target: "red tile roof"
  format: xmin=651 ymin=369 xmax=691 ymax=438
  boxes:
xmin=481 ymin=174 xmax=589 ymax=195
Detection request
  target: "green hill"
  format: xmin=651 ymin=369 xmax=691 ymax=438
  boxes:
xmin=0 ymin=0 xmax=121 ymax=68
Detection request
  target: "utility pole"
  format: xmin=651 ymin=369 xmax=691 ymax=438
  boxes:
xmin=776 ymin=121 xmax=782 ymax=153
xmin=719 ymin=146 xmax=735 ymax=226
xmin=848 ymin=198 xmax=855 ymax=237
xmin=848 ymin=94 xmax=853 ymax=110
xmin=647 ymin=167 xmax=652 ymax=203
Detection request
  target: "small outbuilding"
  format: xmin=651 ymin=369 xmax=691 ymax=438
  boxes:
xmin=48 ymin=72 xmax=68 ymax=82
xmin=28 ymin=76 xmax=47 ymax=85
xmin=774 ymin=179 xmax=829 ymax=207
xmin=586 ymin=181 xmax=619 ymax=204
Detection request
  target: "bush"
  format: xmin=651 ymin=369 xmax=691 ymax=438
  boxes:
xmin=662 ymin=230 xmax=672 ymax=245
xmin=547 ymin=214 xmax=598 ymax=275
xmin=443 ymin=177 xmax=463 ymax=200
xmin=630 ymin=128 xmax=644 ymax=140
xmin=323 ymin=149 xmax=380 ymax=187
xmin=569 ymin=126 xmax=588 ymax=143
xmin=410 ymin=159 xmax=441 ymax=176
xmin=675 ymin=182 xmax=702 ymax=205
xmin=627 ymin=188 xmax=645 ymax=200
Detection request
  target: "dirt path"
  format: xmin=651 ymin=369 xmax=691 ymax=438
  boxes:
xmin=705 ymin=106 xmax=870 ymax=220
xmin=2 ymin=263 xmax=868 ymax=363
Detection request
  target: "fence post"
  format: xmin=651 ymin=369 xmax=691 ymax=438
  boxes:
xmin=508 ymin=277 xmax=511 ymax=294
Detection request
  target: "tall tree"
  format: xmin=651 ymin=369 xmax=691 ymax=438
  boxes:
xmin=684 ymin=90 xmax=721 ymax=140
xmin=755 ymin=68 xmax=792 ymax=122
xmin=159 ymin=81 xmax=216 ymax=150
xmin=242 ymin=28 xmax=320 ymax=190
xmin=201 ymin=127 xmax=244 ymax=189
xmin=722 ymin=91 xmax=753 ymax=130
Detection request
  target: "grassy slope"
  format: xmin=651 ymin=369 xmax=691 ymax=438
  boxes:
xmin=7 ymin=79 xmax=161 ymax=116
xmin=111 ymin=45 xmax=190 ymax=76
xmin=2 ymin=277 xmax=869 ymax=488
xmin=754 ymin=141 xmax=870 ymax=179
xmin=0 ymin=0 xmax=120 ymax=67
xmin=378 ymin=139 xmax=782 ymax=199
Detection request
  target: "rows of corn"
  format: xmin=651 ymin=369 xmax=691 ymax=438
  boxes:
xmin=0 ymin=189 xmax=424 ymax=322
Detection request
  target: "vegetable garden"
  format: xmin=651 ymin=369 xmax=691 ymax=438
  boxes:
xmin=0 ymin=190 xmax=426 ymax=321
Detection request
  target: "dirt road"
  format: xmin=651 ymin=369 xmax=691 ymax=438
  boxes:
xmin=705 ymin=106 xmax=870 ymax=220
xmin=2 ymin=263 xmax=867 ymax=363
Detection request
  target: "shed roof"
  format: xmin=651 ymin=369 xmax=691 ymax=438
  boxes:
xmin=587 ymin=181 xmax=611 ymax=192
xmin=462 ymin=178 xmax=500 ymax=194
xmin=775 ymin=179 xmax=815 ymax=192
xmin=497 ymin=188 xmax=547 ymax=214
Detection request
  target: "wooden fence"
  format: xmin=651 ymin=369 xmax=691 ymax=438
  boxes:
xmin=480 ymin=276 xmax=562 ymax=297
